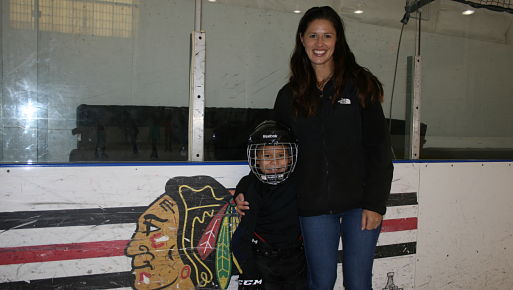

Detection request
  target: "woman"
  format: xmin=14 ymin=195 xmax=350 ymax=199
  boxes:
xmin=237 ymin=6 xmax=393 ymax=290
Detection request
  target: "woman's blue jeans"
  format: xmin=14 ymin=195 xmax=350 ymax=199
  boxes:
xmin=300 ymin=208 xmax=381 ymax=290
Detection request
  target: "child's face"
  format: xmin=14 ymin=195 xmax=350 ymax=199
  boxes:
xmin=256 ymin=145 xmax=291 ymax=174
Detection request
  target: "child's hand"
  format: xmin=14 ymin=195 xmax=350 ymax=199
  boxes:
xmin=235 ymin=193 xmax=250 ymax=216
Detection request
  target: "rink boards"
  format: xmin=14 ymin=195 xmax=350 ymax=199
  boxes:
xmin=0 ymin=162 xmax=418 ymax=289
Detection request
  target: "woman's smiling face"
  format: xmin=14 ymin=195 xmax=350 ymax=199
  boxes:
xmin=301 ymin=18 xmax=337 ymax=69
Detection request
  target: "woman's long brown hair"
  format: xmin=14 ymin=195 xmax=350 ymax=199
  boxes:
xmin=290 ymin=6 xmax=384 ymax=117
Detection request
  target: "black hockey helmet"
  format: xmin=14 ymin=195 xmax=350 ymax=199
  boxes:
xmin=247 ymin=120 xmax=298 ymax=185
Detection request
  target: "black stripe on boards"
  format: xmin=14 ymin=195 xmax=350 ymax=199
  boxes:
xmin=0 ymin=192 xmax=416 ymax=230
xmin=0 ymin=207 xmax=146 ymax=230
xmin=387 ymin=192 xmax=417 ymax=207
xmin=374 ymin=242 xmax=417 ymax=259
xmin=0 ymin=271 xmax=132 ymax=290
xmin=0 ymin=244 xmax=416 ymax=289
xmin=337 ymin=242 xmax=417 ymax=263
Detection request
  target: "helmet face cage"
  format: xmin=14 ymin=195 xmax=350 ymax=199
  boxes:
xmin=247 ymin=142 xmax=298 ymax=185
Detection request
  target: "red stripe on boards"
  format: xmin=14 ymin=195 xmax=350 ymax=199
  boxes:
xmin=0 ymin=217 xmax=417 ymax=266
xmin=0 ymin=240 xmax=129 ymax=266
xmin=381 ymin=217 xmax=417 ymax=232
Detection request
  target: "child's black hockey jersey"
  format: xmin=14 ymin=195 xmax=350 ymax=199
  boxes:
xmin=231 ymin=173 xmax=302 ymax=281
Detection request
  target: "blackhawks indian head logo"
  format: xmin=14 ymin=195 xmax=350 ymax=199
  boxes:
xmin=125 ymin=176 xmax=240 ymax=289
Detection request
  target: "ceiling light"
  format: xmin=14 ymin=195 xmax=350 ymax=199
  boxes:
xmin=462 ymin=9 xmax=475 ymax=15
xmin=208 ymin=0 xmax=216 ymax=2
xmin=354 ymin=10 xmax=364 ymax=14
xmin=293 ymin=10 xmax=301 ymax=14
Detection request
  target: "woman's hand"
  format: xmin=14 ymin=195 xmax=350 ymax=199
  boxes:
xmin=235 ymin=193 xmax=250 ymax=216
xmin=361 ymin=209 xmax=382 ymax=230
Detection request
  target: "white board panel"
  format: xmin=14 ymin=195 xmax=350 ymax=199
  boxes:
xmin=0 ymin=164 xmax=248 ymax=211
xmin=415 ymin=161 xmax=513 ymax=289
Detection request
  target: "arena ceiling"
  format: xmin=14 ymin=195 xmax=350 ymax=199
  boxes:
xmin=211 ymin=0 xmax=513 ymax=44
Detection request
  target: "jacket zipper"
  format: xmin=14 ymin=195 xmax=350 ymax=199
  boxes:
xmin=320 ymin=89 xmax=332 ymax=213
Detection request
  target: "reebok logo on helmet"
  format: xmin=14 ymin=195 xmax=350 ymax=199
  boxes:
xmin=263 ymin=134 xmax=278 ymax=139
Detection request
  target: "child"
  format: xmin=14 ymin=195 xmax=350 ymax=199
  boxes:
xmin=231 ymin=120 xmax=307 ymax=290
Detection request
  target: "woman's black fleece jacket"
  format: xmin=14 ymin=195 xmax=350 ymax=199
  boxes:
xmin=273 ymin=80 xmax=394 ymax=216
